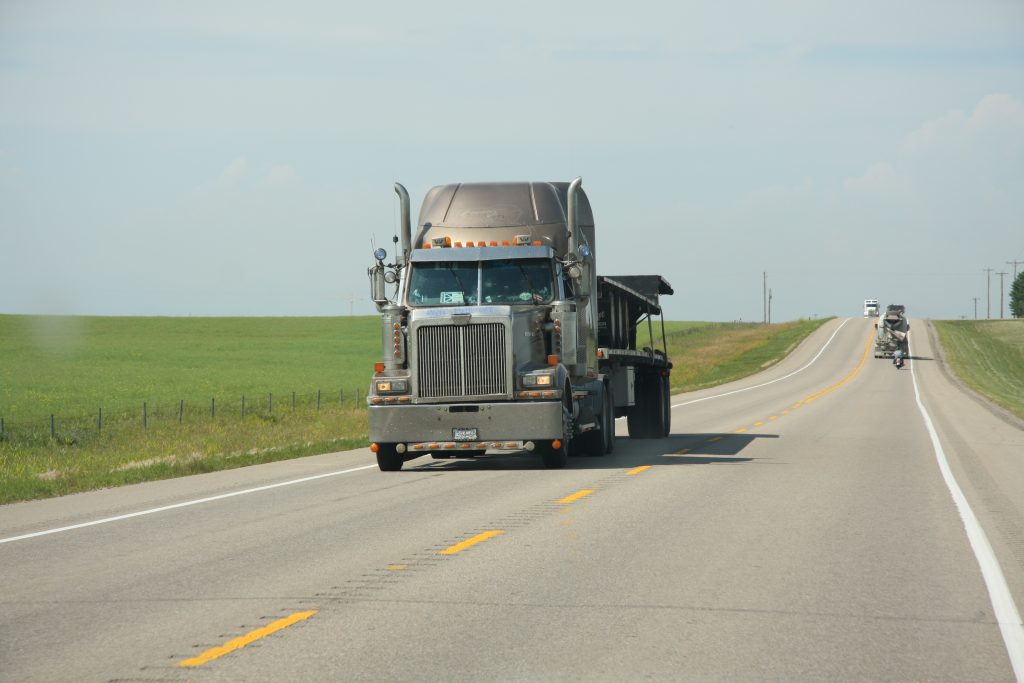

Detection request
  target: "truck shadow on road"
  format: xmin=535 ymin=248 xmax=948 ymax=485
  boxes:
xmin=406 ymin=433 xmax=777 ymax=471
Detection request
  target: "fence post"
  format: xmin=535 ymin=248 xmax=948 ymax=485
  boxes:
xmin=211 ymin=397 xmax=215 ymax=418
xmin=143 ymin=402 xmax=147 ymax=429
xmin=241 ymin=395 xmax=245 ymax=418
xmin=179 ymin=399 xmax=184 ymax=424
xmin=269 ymin=393 xmax=273 ymax=413
xmin=98 ymin=407 xmax=102 ymax=433
xmin=51 ymin=414 xmax=55 ymax=438
xmin=317 ymin=389 xmax=321 ymax=411
xmin=1 ymin=416 xmax=4 ymax=436
xmin=292 ymin=391 xmax=296 ymax=410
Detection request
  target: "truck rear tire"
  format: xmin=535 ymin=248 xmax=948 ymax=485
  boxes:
xmin=601 ymin=383 xmax=615 ymax=454
xmin=627 ymin=373 xmax=650 ymax=438
xmin=661 ymin=373 xmax=672 ymax=438
xmin=375 ymin=444 xmax=404 ymax=471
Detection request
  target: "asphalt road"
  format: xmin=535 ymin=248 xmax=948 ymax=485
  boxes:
xmin=2 ymin=317 xmax=1023 ymax=682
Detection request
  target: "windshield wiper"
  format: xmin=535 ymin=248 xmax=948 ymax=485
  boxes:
xmin=517 ymin=264 xmax=543 ymax=304
xmin=446 ymin=266 xmax=472 ymax=304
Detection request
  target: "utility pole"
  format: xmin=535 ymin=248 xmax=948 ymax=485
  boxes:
xmin=762 ymin=272 xmax=767 ymax=324
xmin=768 ymin=288 xmax=773 ymax=324
xmin=984 ymin=267 xmax=994 ymax=319
xmin=1008 ymin=260 xmax=1024 ymax=282
xmin=998 ymin=271 xmax=1008 ymax=319
xmin=972 ymin=297 xmax=979 ymax=320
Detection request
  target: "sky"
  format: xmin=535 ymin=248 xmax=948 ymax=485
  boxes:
xmin=1 ymin=1 xmax=1022 ymax=322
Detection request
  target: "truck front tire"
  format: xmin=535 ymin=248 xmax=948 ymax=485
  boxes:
xmin=541 ymin=439 xmax=569 ymax=469
xmin=375 ymin=444 xmax=404 ymax=471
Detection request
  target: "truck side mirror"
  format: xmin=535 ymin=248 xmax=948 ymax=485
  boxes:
xmin=369 ymin=264 xmax=387 ymax=307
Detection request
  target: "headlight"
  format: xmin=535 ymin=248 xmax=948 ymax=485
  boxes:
xmin=375 ymin=378 xmax=410 ymax=394
xmin=522 ymin=373 xmax=554 ymax=387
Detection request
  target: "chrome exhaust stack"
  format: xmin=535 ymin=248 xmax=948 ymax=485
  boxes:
xmin=394 ymin=182 xmax=412 ymax=267
xmin=567 ymin=176 xmax=582 ymax=256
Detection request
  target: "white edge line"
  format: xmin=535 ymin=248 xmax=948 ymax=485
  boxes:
xmin=909 ymin=339 xmax=1024 ymax=680
xmin=621 ymin=316 xmax=851 ymax=417
xmin=0 ymin=463 xmax=378 ymax=545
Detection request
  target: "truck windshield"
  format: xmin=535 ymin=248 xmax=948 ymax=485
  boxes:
xmin=408 ymin=262 xmax=479 ymax=305
xmin=407 ymin=258 xmax=554 ymax=307
xmin=481 ymin=259 xmax=553 ymax=304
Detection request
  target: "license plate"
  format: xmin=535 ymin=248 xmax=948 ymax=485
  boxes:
xmin=452 ymin=428 xmax=478 ymax=442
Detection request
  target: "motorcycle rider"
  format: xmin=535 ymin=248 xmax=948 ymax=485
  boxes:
xmin=893 ymin=347 xmax=905 ymax=368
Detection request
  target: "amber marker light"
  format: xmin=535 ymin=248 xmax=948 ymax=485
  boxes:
xmin=374 ymin=362 xmax=385 ymax=372
xmin=370 ymin=443 xmax=379 ymax=453
xmin=547 ymin=354 xmax=559 ymax=366
xmin=551 ymin=439 xmax=562 ymax=450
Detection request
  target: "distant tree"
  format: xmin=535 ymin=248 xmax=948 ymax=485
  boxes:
xmin=1011 ymin=271 xmax=1024 ymax=318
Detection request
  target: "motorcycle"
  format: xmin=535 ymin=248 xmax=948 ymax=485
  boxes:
xmin=893 ymin=353 xmax=905 ymax=369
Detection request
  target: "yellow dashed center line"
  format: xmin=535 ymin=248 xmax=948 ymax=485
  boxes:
xmin=559 ymin=489 xmax=594 ymax=504
xmin=733 ymin=332 xmax=875 ymax=434
xmin=627 ymin=465 xmax=652 ymax=474
xmin=708 ymin=436 xmax=723 ymax=442
xmin=179 ymin=610 xmax=317 ymax=668
xmin=440 ymin=530 xmax=504 ymax=555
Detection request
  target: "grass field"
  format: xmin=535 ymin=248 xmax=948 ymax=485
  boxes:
xmin=1 ymin=314 xmax=830 ymax=504
xmin=932 ymin=319 xmax=1024 ymax=420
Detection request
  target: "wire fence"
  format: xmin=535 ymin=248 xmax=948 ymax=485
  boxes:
xmin=0 ymin=387 xmax=365 ymax=447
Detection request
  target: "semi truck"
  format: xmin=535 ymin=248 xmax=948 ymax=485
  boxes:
xmin=874 ymin=304 xmax=909 ymax=358
xmin=863 ymin=299 xmax=879 ymax=317
xmin=366 ymin=178 xmax=674 ymax=471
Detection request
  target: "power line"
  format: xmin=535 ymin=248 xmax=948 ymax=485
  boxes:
xmin=1008 ymin=260 xmax=1023 ymax=282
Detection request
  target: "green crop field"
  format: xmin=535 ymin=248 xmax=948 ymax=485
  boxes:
xmin=0 ymin=314 xmax=379 ymax=418
xmin=1 ymin=314 xmax=830 ymax=503
xmin=932 ymin=319 xmax=1024 ymax=420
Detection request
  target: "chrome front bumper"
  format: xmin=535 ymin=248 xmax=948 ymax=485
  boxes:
xmin=368 ymin=400 xmax=564 ymax=445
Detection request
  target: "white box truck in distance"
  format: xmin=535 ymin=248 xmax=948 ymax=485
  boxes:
xmin=864 ymin=299 xmax=879 ymax=317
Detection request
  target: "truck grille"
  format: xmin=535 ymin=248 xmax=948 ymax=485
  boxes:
xmin=416 ymin=323 xmax=508 ymax=399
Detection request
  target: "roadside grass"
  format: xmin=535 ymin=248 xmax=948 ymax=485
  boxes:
xmin=932 ymin=319 xmax=1024 ymax=420
xmin=0 ymin=406 xmax=367 ymax=504
xmin=664 ymin=318 xmax=833 ymax=392
xmin=0 ymin=314 xmax=376 ymax=504
xmin=2 ymin=314 xmax=831 ymax=504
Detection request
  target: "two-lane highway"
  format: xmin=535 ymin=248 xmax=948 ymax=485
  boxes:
xmin=2 ymin=317 xmax=1022 ymax=681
